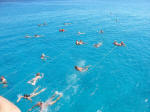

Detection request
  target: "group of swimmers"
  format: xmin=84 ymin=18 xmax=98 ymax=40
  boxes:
xmin=0 ymin=20 xmax=126 ymax=112
xmin=15 ymin=71 xmax=63 ymax=111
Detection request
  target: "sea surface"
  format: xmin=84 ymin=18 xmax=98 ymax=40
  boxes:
xmin=0 ymin=0 xmax=150 ymax=112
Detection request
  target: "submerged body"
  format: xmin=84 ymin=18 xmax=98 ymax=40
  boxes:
xmin=113 ymin=41 xmax=125 ymax=46
xmin=27 ymin=73 xmax=44 ymax=86
xmin=75 ymin=66 xmax=90 ymax=72
xmin=17 ymin=86 xmax=46 ymax=102
xmin=28 ymin=91 xmax=63 ymax=112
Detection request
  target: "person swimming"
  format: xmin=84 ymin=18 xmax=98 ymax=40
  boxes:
xmin=27 ymin=73 xmax=44 ymax=86
xmin=38 ymin=22 xmax=47 ymax=27
xmin=0 ymin=76 xmax=8 ymax=87
xmin=75 ymin=65 xmax=90 ymax=72
xmin=34 ymin=35 xmax=42 ymax=38
xmin=64 ymin=23 xmax=72 ymax=25
xmin=78 ymin=32 xmax=85 ymax=35
xmin=59 ymin=29 xmax=65 ymax=32
xmin=17 ymin=86 xmax=46 ymax=103
xmin=28 ymin=91 xmax=63 ymax=112
xmin=98 ymin=30 xmax=104 ymax=33
xmin=76 ymin=40 xmax=85 ymax=45
xmin=25 ymin=35 xmax=32 ymax=38
xmin=113 ymin=41 xmax=125 ymax=46
xmin=41 ymin=53 xmax=49 ymax=60
xmin=94 ymin=42 xmax=102 ymax=48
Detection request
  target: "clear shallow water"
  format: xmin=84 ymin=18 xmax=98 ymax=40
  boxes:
xmin=0 ymin=0 xmax=150 ymax=112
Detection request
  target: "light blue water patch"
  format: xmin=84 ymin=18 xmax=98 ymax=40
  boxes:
xmin=0 ymin=0 xmax=150 ymax=112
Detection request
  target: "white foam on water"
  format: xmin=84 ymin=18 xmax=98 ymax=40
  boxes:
xmin=97 ymin=110 xmax=102 ymax=112
xmin=66 ymin=74 xmax=79 ymax=85
xmin=72 ymin=85 xmax=79 ymax=95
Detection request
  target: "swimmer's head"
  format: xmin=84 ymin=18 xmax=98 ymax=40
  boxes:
xmin=24 ymin=94 xmax=30 ymax=98
xmin=75 ymin=66 xmax=78 ymax=69
xmin=36 ymin=73 xmax=40 ymax=76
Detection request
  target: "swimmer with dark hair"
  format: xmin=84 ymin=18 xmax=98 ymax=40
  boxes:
xmin=27 ymin=73 xmax=44 ymax=86
xmin=17 ymin=86 xmax=46 ymax=103
xmin=28 ymin=91 xmax=63 ymax=112
xmin=75 ymin=65 xmax=90 ymax=72
xmin=76 ymin=40 xmax=85 ymax=45
xmin=113 ymin=41 xmax=125 ymax=46
xmin=0 ymin=76 xmax=8 ymax=87
xmin=94 ymin=42 xmax=102 ymax=48
xmin=34 ymin=35 xmax=43 ymax=38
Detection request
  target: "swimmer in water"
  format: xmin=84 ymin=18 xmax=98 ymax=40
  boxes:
xmin=64 ymin=23 xmax=72 ymax=25
xmin=41 ymin=53 xmax=49 ymax=60
xmin=17 ymin=86 xmax=46 ymax=103
xmin=28 ymin=91 xmax=63 ymax=112
xmin=113 ymin=41 xmax=125 ymax=46
xmin=59 ymin=29 xmax=65 ymax=32
xmin=34 ymin=35 xmax=42 ymax=38
xmin=99 ymin=30 xmax=104 ymax=33
xmin=27 ymin=73 xmax=44 ymax=86
xmin=38 ymin=22 xmax=47 ymax=27
xmin=76 ymin=40 xmax=85 ymax=45
xmin=25 ymin=35 xmax=32 ymax=38
xmin=78 ymin=32 xmax=85 ymax=35
xmin=75 ymin=65 xmax=90 ymax=72
xmin=0 ymin=76 xmax=8 ymax=87
xmin=94 ymin=42 xmax=102 ymax=48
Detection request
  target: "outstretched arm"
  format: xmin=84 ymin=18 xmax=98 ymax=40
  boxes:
xmin=31 ymin=88 xmax=46 ymax=97
xmin=33 ymin=86 xmax=40 ymax=93
xmin=27 ymin=97 xmax=32 ymax=102
xmin=50 ymin=94 xmax=63 ymax=105
xmin=17 ymin=96 xmax=23 ymax=103
xmin=28 ymin=104 xmax=39 ymax=111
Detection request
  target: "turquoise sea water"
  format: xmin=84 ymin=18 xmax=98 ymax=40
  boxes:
xmin=0 ymin=0 xmax=150 ymax=112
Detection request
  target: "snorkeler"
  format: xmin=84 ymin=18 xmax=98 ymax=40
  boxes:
xmin=59 ymin=29 xmax=65 ymax=32
xmin=94 ymin=42 xmax=102 ymax=48
xmin=76 ymin=40 xmax=85 ymax=45
xmin=17 ymin=86 xmax=46 ymax=103
xmin=28 ymin=91 xmax=63 ymax=112
xmin=78 ymin=32 xmax=85 ymax=35
xmin=41 ymin=53 xmax=49 ymax=60
xmin=75 ymin=65 xmax=90 ymax=72
xmin=113 ymin=41 xmax=125 ymax=46
xmin=27 ymin=73 xmax=44 ymax=86
xmin=0 ymin=76 xmax=8 ymax=87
